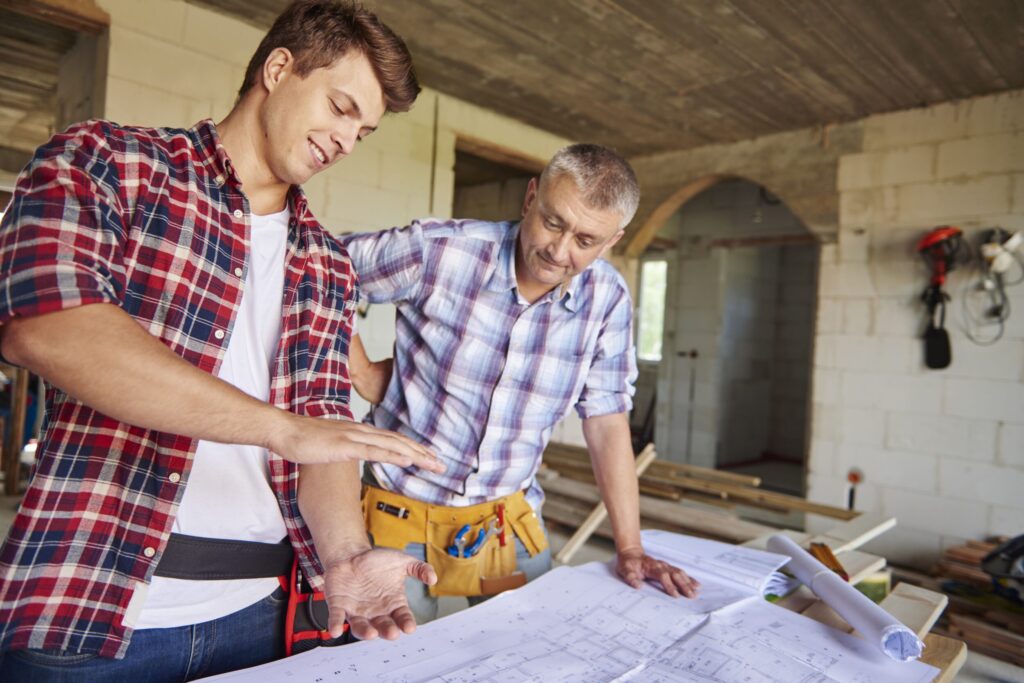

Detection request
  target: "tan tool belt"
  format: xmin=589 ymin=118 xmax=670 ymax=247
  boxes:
xmin=361 ymin=485 xmax=548 ymax=597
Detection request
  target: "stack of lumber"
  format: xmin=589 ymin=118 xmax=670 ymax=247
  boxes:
xmin=927 ymin=537 xmax=1024 ymax=666
xmin=540 ymin=443 xmax=856 ymax=545
xmin=935 ymin=539 xmax=1001 ymax=586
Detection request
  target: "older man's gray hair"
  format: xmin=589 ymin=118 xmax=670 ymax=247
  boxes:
xmin=539 ymin=143 xmax=640 ymax=229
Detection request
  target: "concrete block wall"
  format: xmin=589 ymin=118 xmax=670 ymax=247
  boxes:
xmin=807 ymin=90 xmax=1024 ymax=567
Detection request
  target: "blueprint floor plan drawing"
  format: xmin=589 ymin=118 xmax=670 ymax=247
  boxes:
xmin=203 ymin=532 xmax=940 ymax=683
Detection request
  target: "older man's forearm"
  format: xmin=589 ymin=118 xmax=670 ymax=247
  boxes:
xmin=582 ymin=412 xmax=643 ymax=553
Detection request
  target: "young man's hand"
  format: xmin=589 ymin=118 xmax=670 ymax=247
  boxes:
xmin=320 ymin=547 xmax=437 ymax=640
xmin=269 ymin=413 xmax=444 ymax=472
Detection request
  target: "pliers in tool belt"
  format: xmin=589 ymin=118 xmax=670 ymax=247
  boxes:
xmin=447 ymin=524 xmax=472 ymax=558
xmin=464 ymin=520 xmax=501 ymax=557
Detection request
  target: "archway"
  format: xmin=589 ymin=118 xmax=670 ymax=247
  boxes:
xmin=629 ymin=176 xmax=820 ymax=495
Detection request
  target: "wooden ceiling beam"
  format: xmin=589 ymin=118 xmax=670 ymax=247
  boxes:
xmin=455 ymin=136 xmax=546 ymax=176
xmin=0 ymin=0 xmax=109 ymax=35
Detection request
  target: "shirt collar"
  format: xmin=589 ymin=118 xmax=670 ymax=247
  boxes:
xmin=189 ymin=119 xmax=313 ymax=225
xmin=485 ymin=221 xmax=584 ymax=311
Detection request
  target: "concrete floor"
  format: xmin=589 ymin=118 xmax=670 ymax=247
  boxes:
xmin=0 ymin=494 xmax=1020 ymax=681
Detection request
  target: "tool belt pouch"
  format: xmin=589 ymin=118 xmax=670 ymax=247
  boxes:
xmin=362 ymin=486 xmax=548 ymax=598
xmin=284 ymin=558 xmax=352 ymax=656
xmin=425 ymin=516 xmax=516 ymax=597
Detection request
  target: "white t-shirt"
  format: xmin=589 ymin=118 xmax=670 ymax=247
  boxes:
xmin=136 ymin=207 xmax=291 ymax=629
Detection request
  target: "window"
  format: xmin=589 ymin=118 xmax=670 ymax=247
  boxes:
xmin=637 ymin=260 xmax=667 ymax=362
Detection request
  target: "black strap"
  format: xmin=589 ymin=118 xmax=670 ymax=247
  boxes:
xmin=154 ymin=533 xmax=293 ymax=580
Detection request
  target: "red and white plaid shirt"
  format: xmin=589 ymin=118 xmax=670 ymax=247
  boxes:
xmin=0 ymin=119 xmax=357 ymax=658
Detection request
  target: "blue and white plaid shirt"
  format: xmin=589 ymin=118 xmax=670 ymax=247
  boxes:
xmin=342 ymin=219 xmax=637 ymax=509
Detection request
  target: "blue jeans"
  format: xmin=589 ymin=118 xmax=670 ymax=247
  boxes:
xmin=403 ymin=531 xmax=553 ymax=624
xmin=0 ymin=587 xmax=286 ymax=682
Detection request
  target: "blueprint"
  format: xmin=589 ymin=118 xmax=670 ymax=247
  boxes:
xmin=203 ymin=533 xmax=941 ymax=683
xmin=204 ymin=564 xmax=708 ymax=683
xmin=631 ymin=598 xmax=937 ymax=683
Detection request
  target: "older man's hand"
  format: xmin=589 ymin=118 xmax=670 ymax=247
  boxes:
xmin=616 ymin=548 xmax=700 ymax=598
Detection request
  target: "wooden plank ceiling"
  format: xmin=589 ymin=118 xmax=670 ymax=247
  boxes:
xmin=0 ymin=7 xmax=77 ymax=165
xmin=191 ymin=0 xmax=1024 ymax=156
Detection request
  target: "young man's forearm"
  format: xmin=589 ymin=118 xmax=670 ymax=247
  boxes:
xmin=1 ymin=303 xmax=440 ymax=469
xmin=2 ymin=303 xmax=288 ymax=448
xmin=582 ymin=412 xmax=644 ymax=553
xmin=298 ymin=461 xmax=372 ymax=565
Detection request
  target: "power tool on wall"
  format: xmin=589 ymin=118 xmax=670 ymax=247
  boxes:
xmin=917 ymin=226 xmax=963 ymax=369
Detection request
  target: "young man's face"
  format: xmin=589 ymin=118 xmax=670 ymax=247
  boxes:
xmin=260 ymin=48 xmax=385 ymax=186
xmin=516 ymin=174 xmax=624 ymax=295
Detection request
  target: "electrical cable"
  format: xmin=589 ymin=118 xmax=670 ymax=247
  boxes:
xmin=958 ymin=233 xmax=1021 ymax=346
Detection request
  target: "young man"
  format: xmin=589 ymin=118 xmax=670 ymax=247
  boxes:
xmin=0 ymin=2 xmax=442 ymax=679
xmin=344 ymin=144 xmax=699 ymax=624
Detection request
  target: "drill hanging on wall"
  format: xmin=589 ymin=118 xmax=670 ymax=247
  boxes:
xmin=917 ymin=226 xmax=963 ymax=369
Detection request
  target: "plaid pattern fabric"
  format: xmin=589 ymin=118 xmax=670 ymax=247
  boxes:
xmin=0 ymin=119 xmax=357 ymax=657
xmin=342 ymin=219 xmax=637 ymax=509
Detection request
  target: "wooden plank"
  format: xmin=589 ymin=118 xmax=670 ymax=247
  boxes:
xmin=919 ymin=633 xmax=967 ymax=683
xmin=455 ymin=136 xmax=545 ymax=175
xmin=0 ymin=0 xmax=109 ymax=34
xmin=648 ymin=460 xmax=762 ymax=488
xmin=837 ymin=549 xmax=886 ymax=585
xmin=554 ymin=445 xmax=655 ymax=564
xmin=879 ymin=583 xmax=947 ymax=638
xmin=547 ymin=443 xmax=762 ymax=488
xmin=654 ymin=471 xmax=857 ymax=520
xmin=810 ymin=513 xmax=896 ymax=553
xmin=948 ymin=0 xmax=1024 ymax=88
xmin=543 ymin=475 xmax=777 ymax=543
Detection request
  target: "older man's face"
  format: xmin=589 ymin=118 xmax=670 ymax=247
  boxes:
xmin=515 ymin=175 xmax=624 ymax=296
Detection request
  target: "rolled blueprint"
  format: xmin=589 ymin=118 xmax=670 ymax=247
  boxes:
xmin=766 ymin=533 xmax=924 ymax=662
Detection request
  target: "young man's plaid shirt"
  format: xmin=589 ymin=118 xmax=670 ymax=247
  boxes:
xmin=0 ymin=119 xmax=357 ymax=658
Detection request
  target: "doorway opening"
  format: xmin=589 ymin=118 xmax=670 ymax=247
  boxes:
xmin=452 ymin=138 xmax=542 ymax=221
xmin=638 ymin=178 xmax=819 ymax=495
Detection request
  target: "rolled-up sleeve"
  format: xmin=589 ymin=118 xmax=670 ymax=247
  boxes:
xmin=340 ymin=220 xmax=428 ymax=305
xmin=575 ymin=286 xmax=638 ymax=419
xmin=0 ymin=123 xmax=126 ymax=325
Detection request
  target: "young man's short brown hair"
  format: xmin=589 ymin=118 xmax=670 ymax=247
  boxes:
xmin=239 ymin=0 xmax=420 ymax=113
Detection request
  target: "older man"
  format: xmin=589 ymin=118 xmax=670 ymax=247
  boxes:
xmin=343 ymin=144 xmax=699 ymax=623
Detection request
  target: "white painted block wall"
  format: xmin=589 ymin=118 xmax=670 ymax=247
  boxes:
xmin=809 ymin=91 xmax=1024 ymax=567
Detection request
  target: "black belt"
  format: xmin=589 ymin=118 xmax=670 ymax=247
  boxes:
xmin=154 ymin=533 xmax=294 ymax=581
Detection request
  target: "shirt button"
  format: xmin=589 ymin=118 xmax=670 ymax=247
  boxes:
xmin=233 ymin=209 xmax=243 ymax=219
xmin=234 ymin=267 xmax=243 ymax=277
xmin=214 ymin=329 xmax=225 ymax=340
xmin=143 ymin=547 xmax=156 ymax=558
xmin=168 ymin=472 xmax=181 ymax=483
